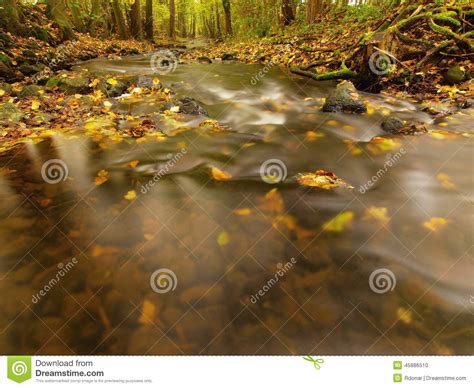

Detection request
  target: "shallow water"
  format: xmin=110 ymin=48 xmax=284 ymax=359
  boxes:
xmin=0 ymin=55 xmax=473 ymax=355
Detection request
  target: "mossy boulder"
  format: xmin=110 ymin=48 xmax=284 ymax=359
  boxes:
xmin=0 ymin=102 xmax=23 ymax=122
xmin=19 ymin=63 xmax=41 ymax=76
xmin=98 ymin=79 xmax=128 ymax=97
xmin=443 ymin=66 xmax=466 ymax=85
xmin=0 ymin=61 xmax=14 ymax=80
xmin=0 ymin=82 xmax=12 ymax=94
xmin=18 ymin=85 xmax=42 ymax=98
xmin=47 ymin=76 xmax=91 ymax=94
xmin=322 ymin=81 xmax=367 ymax=113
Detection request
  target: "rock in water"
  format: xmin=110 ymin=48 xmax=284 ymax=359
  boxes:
xmin=161 ymin=96 xmax=208 ymax=116
xmin=443 ymin=66 xmax=466 ymax=85
xmin=221 ymin=52 xmax=236 ymax=61
xmin=322 ymin=81 xmax=367 ymax=113
xmin=198 ymin=56 xmax=213 ymax=64
xmin=381 ymin=116 xmax=427 ymax=135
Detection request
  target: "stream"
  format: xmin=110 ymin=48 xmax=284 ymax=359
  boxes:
xmin=0 ymin=54 xmax=473 ymax=355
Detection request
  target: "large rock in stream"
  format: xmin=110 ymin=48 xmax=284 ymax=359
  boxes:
xmin=322 ymin=81 xmax=367 ymax=113
xmin=161 ymin=96 xmax=208 ymax=116
xmin=381 ymin=117 xmax=427 ymax=135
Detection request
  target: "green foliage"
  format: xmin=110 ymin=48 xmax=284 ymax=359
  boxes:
xmin=342 ymin=5 xmax=383 ymax=24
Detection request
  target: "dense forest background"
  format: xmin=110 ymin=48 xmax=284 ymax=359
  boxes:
xmin=1 ymin=0 xmax=471 ymax=43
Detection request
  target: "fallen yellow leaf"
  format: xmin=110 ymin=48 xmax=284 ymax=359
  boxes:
xmin=363 ymin=207 xmax=389 ymax=225
xmin=138 ymin=299 xmax=157 ymax=325
xmin=211 ymin=166 xmax=232 ymax=181
xmin=296 ymin=169 xmax=353 ymax=190
xmin=107 ymin=78 xmax=118 ymax=86
xmin=233 ymin=208 xmax=252 ymax=216
xmin=95 ymin=169 xmax=109 ymax=186
xmin=217 ymin=230 xmax=230 ymax=246
xmin=423 ymin=217 xmax=450 ymax=232
xmin=129 ymin=160 xmax=139 ymax=168
xmin=322 ymin=211 xmax=354 ymax=232
xmin=124 ymin=190 xmax=137 ymax=200
xmin=436 ymin=172 xmax=456 ymax=190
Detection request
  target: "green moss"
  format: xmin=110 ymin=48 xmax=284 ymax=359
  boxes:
xmin=433 ymin=12 xmax=461 ymax=28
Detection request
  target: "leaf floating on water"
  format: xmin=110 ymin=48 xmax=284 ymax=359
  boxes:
xmin=436 ymin=172 xmax=456 ymax=190
xmin=363 ymin=206 xmax=389 ymax=225
xmin=217 ymin=230 xmax=230 ymax=246
xmin=129 ymin=160 xmax=139 ymax=168
xmin=124 ymin=190 xmax=137 ymax=201
xmin=305 ymin=130 xmax=325 ymax=141
xmin=95 ymin=169 xmax=109 ymax=186
xmin=367 ymin=137 xmax=401 ymax=155
xmin=259 ymin=188 xmax=285 ymax=214
xmin=296 ymin=170 xmax=353 ymax=190
xmin=211 ymin=166 xmax=233 ymax=181
xmin=233 ymin=208 xmax=252 ymax=216
xmin=138 ymin=299 xmax=157 ymax=325
xmin=423 ymin=217 xmax=450 ymax=232
xmin=322 ymin=211 xmax=354 ymax=232
xmin=397 ymin=307 xmax=413 ymax=324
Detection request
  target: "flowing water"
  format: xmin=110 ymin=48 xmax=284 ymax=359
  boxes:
xmin=0 ymin=54 xmax=473 ymax=355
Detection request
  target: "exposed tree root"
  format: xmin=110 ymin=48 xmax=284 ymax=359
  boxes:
xmin=289 ymin=3 xmax=473 ymax=93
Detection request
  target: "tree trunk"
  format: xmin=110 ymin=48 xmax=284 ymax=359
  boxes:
xmin=282 ymin=0 xmax=295 ymax=26
xmin=0 ymin=0 xmax=23 ymax=34
xmin=68 ymin=0 xmax=86 ymax=32
xmin=111 ymin=0 xmax=128 ymax=39
xmin=47 ymin=0 xmax=75 ymax=40
xmin=169 ymin=0 xmax=176 ymax=38
xmin=222 ymin=0 xmax=232 ymax=36
xmin=130 ymin=0 xmax=142 ymax=39
xmin=145 ymin=0 xmax=153 ymax=40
